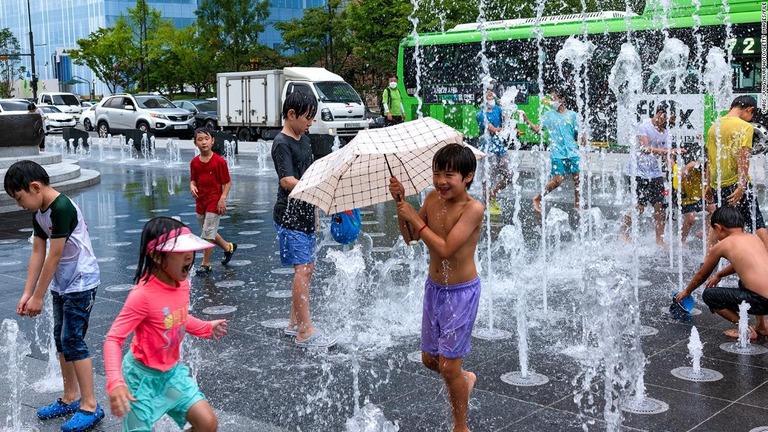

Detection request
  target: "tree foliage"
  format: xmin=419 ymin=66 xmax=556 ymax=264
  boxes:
xmin=196 ymin=0 xmax=271 ymax=71
xmin=0 ymin=28 xmax=25 ymax=98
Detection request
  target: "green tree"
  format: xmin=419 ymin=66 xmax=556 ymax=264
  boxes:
xmin=0 ymin=28 xmax=25 ymax=98
xmin=277 ymin=0 xmax=351 ymax=73
xmin=196 ymin=0 xmax=271 ymax=71
xmin=70 ymin=25 xmax=136 ymax=94
xmin=125 ymin=0 xmax=167 ymax=92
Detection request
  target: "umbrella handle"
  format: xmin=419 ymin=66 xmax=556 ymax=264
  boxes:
xmin=396 ymin=193 xmax=418 ymax=245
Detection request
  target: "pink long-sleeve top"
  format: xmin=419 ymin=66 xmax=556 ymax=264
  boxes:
xmin=104 ymin=275 xmax=212 ymax=393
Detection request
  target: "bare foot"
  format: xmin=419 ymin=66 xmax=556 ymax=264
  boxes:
xmin=465 ymin=371 xmax=476 ymax=398
xmin=620 ymin=231 xmax=630 ymax=243
xmin=694 ymin=229 xmax=704 ymax=239
xmin=724 ymin=327 xmax=758 ymax=340
xmin=680 ymin=241 xmax=688 ymax=249
xmin=656 ymin=240 xmax=669 ymax=251
xmin=532 ymin=194 xmax=542 ymax=213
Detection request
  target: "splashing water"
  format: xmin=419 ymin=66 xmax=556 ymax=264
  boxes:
xmin=1 ymin=319 xmax=34 ymax=432
xmin=648 ymin=38 xmax=690 ymax=93
xmin=702 ymin=47 xmax=733 ymax=110
xmin=687 ymin=326 xmax=703 ymax=373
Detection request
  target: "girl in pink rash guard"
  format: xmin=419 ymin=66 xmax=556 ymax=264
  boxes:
xmin=103 ymin=217 xmax=227 ymax=432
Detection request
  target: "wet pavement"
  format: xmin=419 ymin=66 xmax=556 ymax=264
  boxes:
xmin=0 ymin=149 xmax=767 ymax=431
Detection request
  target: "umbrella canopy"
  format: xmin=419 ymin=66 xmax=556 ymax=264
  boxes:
xmin=290 ymin=117 xmax=485 ymax=214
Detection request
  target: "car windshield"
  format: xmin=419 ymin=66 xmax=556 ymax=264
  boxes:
xmin=135 ymin=95 xmax=176 ymax=109
xmin=51 ymin=94 xmax=80 ymax=106
xmin=0 ymin=100 xmax=29 ymax=111
xmin=314 ymin=82 xmax=362 ymax=104
xmin=40 ymin=106 xmax=63 ymax=114
xmin=192 ymin=101 xmax=217 ymax=112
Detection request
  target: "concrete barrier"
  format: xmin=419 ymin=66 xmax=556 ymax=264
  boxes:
xmin=0 ymin=113 xmax=44 ymax=157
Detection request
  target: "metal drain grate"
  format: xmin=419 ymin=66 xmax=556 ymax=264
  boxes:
xmin=407 ymin=351 xmax=422 ymax=363
xmin=266 ymin=290 xmax=293 ymax=298
xmin=202 ymin=305 xmax=237 ymax=315
xmin=472 ymin=328 xmax=513 ymax=340
xmin=671 ymin=367 xmax=723 ymax=382
xmin=501 ymin=371 xmax=549 ymax=387
xmin=749 ymin=427 xmax=768 ymax=432
xmin=621 ymin=397 xmax=669 ymax=415
xmin=638 ymin=325 xmax=659 ymax=336
xmin=260 ymin=318 xmax=290 ymax=329
xmin=720 ymin=342 xmax=768 ymax=355
xmin=105 ymin=284 xmax=133 ymax=292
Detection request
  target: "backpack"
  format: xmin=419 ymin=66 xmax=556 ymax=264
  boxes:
xmin=330 ymin=209 xmax=362 ymax=245
xmin=380 ymin=88 xmax=392 ymax=116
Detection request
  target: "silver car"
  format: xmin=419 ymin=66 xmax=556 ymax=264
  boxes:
xmin=95 ymin=94 xmax=195 ymax=138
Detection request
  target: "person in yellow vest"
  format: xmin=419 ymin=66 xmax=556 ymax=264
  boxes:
xmin=671 ymin=142 xmax=707 ymax=247
xmin=382 ymin=75 xmax=405 ymax=127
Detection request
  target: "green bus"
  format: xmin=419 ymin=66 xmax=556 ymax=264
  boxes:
xmin=397 ymin=0 xmax=763 ymax=148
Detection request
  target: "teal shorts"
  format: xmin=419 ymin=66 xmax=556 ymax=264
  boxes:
xmin=121 ymin=352 xmax=205 ymax=431
xmin=550 ymin=157 xmax=580 ymax=176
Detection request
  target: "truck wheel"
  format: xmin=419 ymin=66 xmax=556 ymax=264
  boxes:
xmin=97 ymin=121 xmax=110 ymax=138
xmin=237 ymin=128 xmax=251 ymax=141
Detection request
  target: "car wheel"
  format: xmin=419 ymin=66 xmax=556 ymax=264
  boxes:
xmin=83 ymin=118 xmax=92 ymax=131
xmin=237 ymin=127 xmax=251 ymax=141
xmin=137 ymin=122 xmax=150 ymax=134
xmin=205 ymin=119 xmax=217 ymax=131
xmin=97 ymin=122 xmax=110 ymax=138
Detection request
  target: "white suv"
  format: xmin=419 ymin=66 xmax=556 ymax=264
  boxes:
xmin=95 ymin=94 xmax=195 ymax=138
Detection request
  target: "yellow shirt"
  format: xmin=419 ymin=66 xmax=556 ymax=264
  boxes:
xmin=705 ymin=116 xmax=753 ymax=189
xmin=672 ymin=163 xmax=704 ymax=206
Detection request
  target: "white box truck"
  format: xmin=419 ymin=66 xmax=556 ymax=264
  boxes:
xmin=217 ymin=67 xmax=367 ymax=158
xmin=37 ymin=91 xmax=83 ymax=119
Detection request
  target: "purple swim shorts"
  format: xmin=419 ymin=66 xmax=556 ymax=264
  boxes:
xmin=421 ymin=276 xmax=481 ymax=359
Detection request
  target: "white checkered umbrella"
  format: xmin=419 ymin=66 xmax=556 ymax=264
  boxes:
xmin=290 ymin=117 xmax=485 ymax=214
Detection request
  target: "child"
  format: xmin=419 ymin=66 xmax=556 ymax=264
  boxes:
xmin=476 ymin=90 xmax=511 ymax=215
xmin=103 ymin=217 xmax=228 ymax=431
xmin=672 ymin=142 xmax=707 ymax=247
xmin=389 ymin=143 xmax=484 ymax=432
xmin=4 ymin=160 xmax=104 ymax=432
xmin=524 ymin=89 xmax=582 ymax=214
xmin=675 ymin=206 xmax=768 ymax=338
xmin=190 ymin=127 xmax=237 ymax=275
xmin=272 ymin=91 xmax=336 ymax=348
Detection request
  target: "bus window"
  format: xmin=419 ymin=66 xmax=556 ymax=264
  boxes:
xmin=732 ymin=58 xmax=760 ymax=92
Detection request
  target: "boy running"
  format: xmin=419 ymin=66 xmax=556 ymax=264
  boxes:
xmin=389 ymin=143 xmax=484 ymax=432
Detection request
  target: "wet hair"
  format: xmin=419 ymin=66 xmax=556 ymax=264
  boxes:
xmin=194 ymin=127 xmax=213 ymax=139
xmin=549 ymin=88 xmax=571 ymax=107
xmin=710 ymin=206 xmax=744 ymax=229
xmin=135 ymin=217 xmax=188 ymax=284
xmin=282 ymin=91 xmax=318 ymax=120
xmin=432 ymin=143 xmax=477 ymax=189
xmin=27 ymin=102 xmax=37 ymax=111
xmin=654 ymin=102 xmax=670 ymax=116
xmin=731 ymin=95 xmax=757 ymax=109
xmin=4 ymin=160 xmax=50 ymax=196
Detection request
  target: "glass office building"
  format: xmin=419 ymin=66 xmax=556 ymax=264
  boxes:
xmin=0 ymin=0 xmax=324 ymax=97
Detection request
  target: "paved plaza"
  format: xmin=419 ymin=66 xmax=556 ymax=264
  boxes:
xmin=0 ymin=144 xmax=767 ymax=431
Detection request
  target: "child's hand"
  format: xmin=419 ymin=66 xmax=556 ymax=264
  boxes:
xmin=108 ymin=385 xmax=136 ymax=418
xmin=217 ymin=198 xmax=227 ymax=215
xmin=396 ymin=200 xmax=419 ymax=224
xmin=210 ymin=319 xmax=228 ymax=340
xmin=190 ymin=184 xmax=199 ymax=199
xmin=706 ymin=274 xmax=721 ymax=288
xmin=24 ymin=295 xmax=43 ymax=317
xmin=673 ymin=290 xmax=689 ymax=303
xmin=16 ymin=293 xmax=31 ymax=316
xmin=389 ymin=176 xmax=405 ymax=201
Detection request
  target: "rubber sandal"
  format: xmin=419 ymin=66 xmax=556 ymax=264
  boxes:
xmin=221 ymin=243 xmax=238 ymax=265
xmin=284 ymin=325 xmax=298 ymax=337
xmin=196 ymin=264 xmax=212 ymax=276
xmin=61 ymin=405 xmax=105 ymax=432
xmin=295 ymin=330 xmax=337 ymax=348
xmin=37 ymin=398 xmax=80 ymax=420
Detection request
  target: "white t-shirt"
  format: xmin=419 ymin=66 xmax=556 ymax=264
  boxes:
xmin=627 ymin=119 xmax=669 ymax=179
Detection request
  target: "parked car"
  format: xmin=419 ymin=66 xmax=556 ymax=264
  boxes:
xmin=95 ymin=94 xmax=195 ymax=138
xmin=174 ymin=99 xmax=218 ymax=130
xmin=365 ymin=108 xmax=385 ymax=129
xmin=37 ymin=92 xmax=83 ymax=119
xmin=81 ymin=104 xmax=98 ymax=131
xmin=0 ymin=99 xmax=29 ymax=113
xmin=38 ymin=105 xmax=77 ymax=132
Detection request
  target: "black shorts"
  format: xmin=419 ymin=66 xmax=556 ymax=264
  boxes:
xmin=702 ymin=282 xmax=768 ymax=315
xmin=712 ymin=183 xmax=766 ymax=231
xmin=634 ymin=176 xmax=666 ymax=207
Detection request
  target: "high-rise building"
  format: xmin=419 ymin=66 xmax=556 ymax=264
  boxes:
xmin=0 ymin=0 xmax=325 ymax=98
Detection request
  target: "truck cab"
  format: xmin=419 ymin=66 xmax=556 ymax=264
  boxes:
xmin=37 ymin=92 xmax=83 ymax=119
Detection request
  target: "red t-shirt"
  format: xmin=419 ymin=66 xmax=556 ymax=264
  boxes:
xmin=103 ymin=275 xmax=212 ymax=393
xmin=190 ymin=153 xmax=231 ymax=214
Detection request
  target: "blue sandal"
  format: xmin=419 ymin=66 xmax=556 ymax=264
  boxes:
xmin=61 ymin=405 xmax=105 ymax=432
xmin=36 ymin=398 xmax=80 ymax=420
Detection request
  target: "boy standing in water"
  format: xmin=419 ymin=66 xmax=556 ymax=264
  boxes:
xmin=390 ymin=143 xmax=484 ymax=432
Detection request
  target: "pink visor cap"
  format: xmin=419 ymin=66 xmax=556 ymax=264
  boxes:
xmin=146 ymin=227 xmax=214 ymax=253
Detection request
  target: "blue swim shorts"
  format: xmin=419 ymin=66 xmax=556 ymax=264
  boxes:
xmin=550 ymin=157 xmax=580 ymax=176
xmin=52 ymin=288 xmax=96 ymax=362
xmin=274 ymin=222 xmax=316 ymax=266
xmin=121 ymin=352 xmax=205 ymax=431
xmin=421 ymin=276 xmax=481 ymax=359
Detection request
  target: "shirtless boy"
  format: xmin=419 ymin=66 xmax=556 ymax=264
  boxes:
xmin=675 ymin=206 xmax=768 ymax=338
xmin=389 ymin=143 xmax=484 ymax=432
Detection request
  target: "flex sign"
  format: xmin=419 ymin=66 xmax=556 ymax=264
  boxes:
xmin=617 ymin=94 xmax=705 ymax=147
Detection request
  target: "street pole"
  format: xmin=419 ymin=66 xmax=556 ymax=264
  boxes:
xmin=27 ymin=0 xmax=37 ymax=100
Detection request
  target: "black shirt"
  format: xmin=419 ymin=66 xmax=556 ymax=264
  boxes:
xmin=272 ymin=132 xmax=316 ymax=233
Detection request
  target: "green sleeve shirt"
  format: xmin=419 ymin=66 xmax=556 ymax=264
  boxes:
xmin=382 ymin=88 xmax=405 ymax=117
